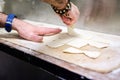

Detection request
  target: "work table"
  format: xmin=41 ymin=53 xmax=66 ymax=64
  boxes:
xmin=0 ymin=20 xmax=120 ymax=80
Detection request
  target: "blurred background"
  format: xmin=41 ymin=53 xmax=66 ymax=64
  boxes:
xmin=3 ymin=0 xmax=120 ymax=35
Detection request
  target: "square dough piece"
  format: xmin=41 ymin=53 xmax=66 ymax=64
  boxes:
xmin=67 ymin=39 xmax=88 ymax=48
xmin=46 ymin=33 xmax=76 ymax=48
xmin=88 ymin=41 xmax=109 ymax=48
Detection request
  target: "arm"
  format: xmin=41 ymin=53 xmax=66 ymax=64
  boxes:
xmin=0 ymin=12 xmax=7 ymax=28
xmin=42 ymin=0 xmax=68 ymax=9
xmin=0 ymin=13 xmax=61 ymax=42
xmin=42 ymin=0 xmax=80 ymax=26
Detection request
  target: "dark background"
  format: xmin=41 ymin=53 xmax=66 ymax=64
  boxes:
xmin=0 ymin=50 xmax=58 ymax=80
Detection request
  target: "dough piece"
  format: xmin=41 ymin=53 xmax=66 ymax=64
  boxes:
xmin=63 ymin=47 xmax=101 ymax=59
xmin=88 ymin=41 xmax=109 ymax=48
xmin=91 ymin=36 xmax=110 ymax=44
xmin=81 ymin=33 xmax=93 ymax=40
xmin=63 ymin=47 xmax=83 ymax=54
xmin=67 ymin=39 xmax=88 ymax=48
xmin=83 ymin=51 xmax=101 ymax=59
xmin=46 ymin=33 xmax=75 ymax=48
xmin=47 ymin=40 xmax=65 ymax=48
xmin=67 ymin=25 xmax=77 ymax=36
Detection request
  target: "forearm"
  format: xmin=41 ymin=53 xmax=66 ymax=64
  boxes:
xmin=42 ymin=0 xmax=68 ymax=9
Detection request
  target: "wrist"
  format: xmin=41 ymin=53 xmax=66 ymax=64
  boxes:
xmin=12 ymin=18 xmax=30 ymax=32
xmin=0 ymin=13 xmax=18 ymax=31
xmin=51 ymin=0 xmax=71 ymax=15
xmin=12 ymin=18 xmax=19 ymax=30
xmin=5 ymin=14 xmax=16 ymax=32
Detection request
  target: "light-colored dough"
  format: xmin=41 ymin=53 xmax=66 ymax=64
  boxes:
xmin=67 ymin=39 xmax=88 ymax=48
xmin=63 ymin=47 xmax=101 ymax=59
xmin=46 ymin=33 xmax=76 ymax=48
xmin=67 ymin=25 xmax=77 ymax=36
xmin=88 ymin=41 xmax=109 ymax=48
xmin=63 ymin=47 xmax=83 ymax=54
xmin=91 ymin=36 xmax=110 ymax=44
xmin=83 ymin=51 xmax=101 ymax=59
xmin=47 ymin=40 xmax=65 ymax=48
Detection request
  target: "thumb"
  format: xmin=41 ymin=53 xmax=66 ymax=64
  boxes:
xmin=61 ymin=15 xmax=72 ymax=25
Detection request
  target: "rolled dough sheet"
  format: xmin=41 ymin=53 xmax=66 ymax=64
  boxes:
xmin=0 ymin=22 xmax=120 ymax=73
xmin=46 ymin=33 xmax=76 ymax=48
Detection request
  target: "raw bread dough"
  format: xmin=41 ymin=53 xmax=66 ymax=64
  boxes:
xmin=67 ymin=39 xmax=88 ymax=48
xmin=67 ymin=25 xmax=77 ymax=36
xmin=47 ymin=34 xmax=109 ymax=49
xmin=47 ymin=40 xmax=65 ymax=48
xmin=63 ymin=47 xmax=83 ymax=54
xmin=66 ymin=38 xmax=109 ymax=49
xmin=46 ymin=33 xmax=76 ymax=48
xmin=91 ymin=36 xmax=110 ymax=43
xmin=88 ymin=41 xmax=109 ymax=48
xmin=83 ymin=51 xmax=101 ymax=59
xmin=63 ymin=47 xmax=101 ymax=59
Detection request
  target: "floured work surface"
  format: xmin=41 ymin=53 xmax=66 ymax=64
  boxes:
xmin=0 ymin=22 xmax=120 ymax=74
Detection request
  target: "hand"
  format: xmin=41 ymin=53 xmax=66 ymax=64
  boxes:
xmin=59 ymin=2 xmax=80 ymax=26
xmin=12 ymin=19 xmax=62 ymax=42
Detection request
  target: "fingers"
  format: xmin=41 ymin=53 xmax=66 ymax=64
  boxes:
xmin=26 ymin=28 xmax=61 ymax=42
xmin=37 ymin=27 xmax=62 ymax=36
xmin=19 ymin=27 xmax=62 ymax=42
xmin=59 ymin=2 xmax=80 ymax=26
xmin=27 ymin=28 xmax=61 ymax=42
xmin=45 ymin=28 xmax=62 ymax=35
xmin=60 ymin=10 xmax=78 ymax=26
xmin=61 ymin=15 xmax=74 ymax=26
xmin=20 ymin=33 xmax=43 ymax=42
xmin=29 ymin=27 xmax=61 ymax=42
